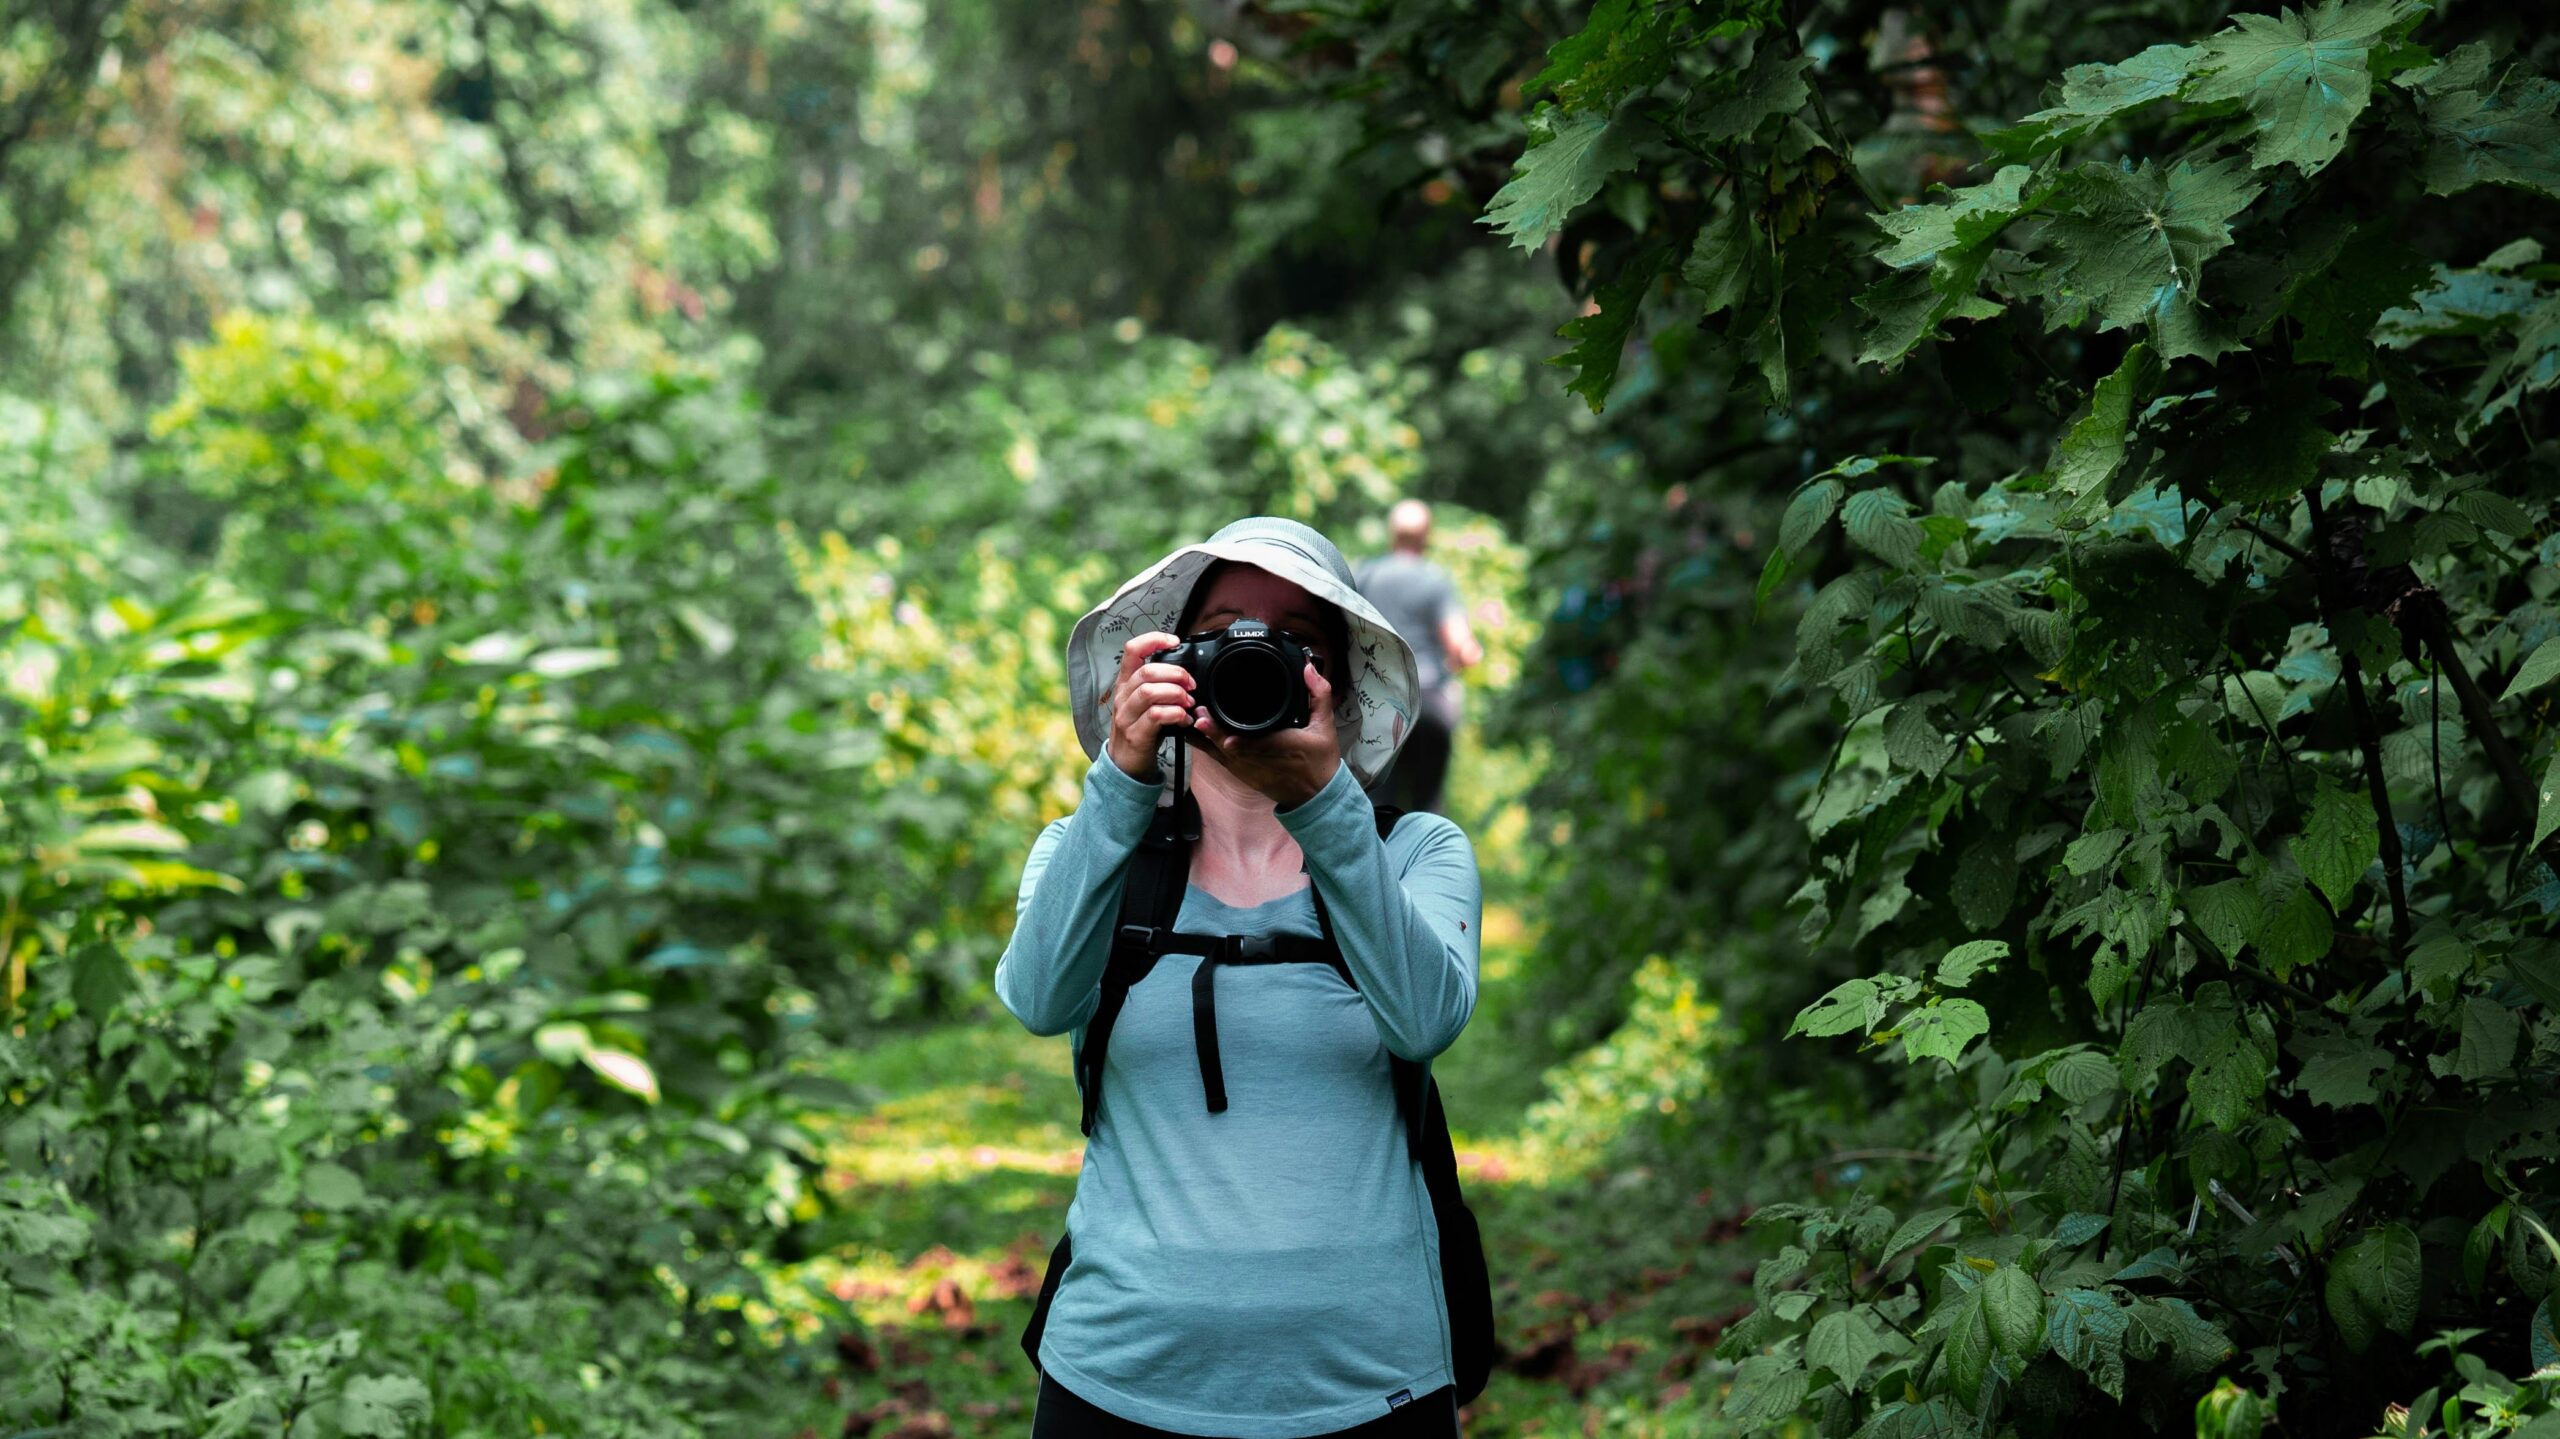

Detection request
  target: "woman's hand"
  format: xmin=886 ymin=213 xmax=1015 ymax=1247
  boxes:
xmin=1191 ymin=659 xmax=1341 ymax=810
xmin=1106 ymin=632 xmax=1196 ymax=781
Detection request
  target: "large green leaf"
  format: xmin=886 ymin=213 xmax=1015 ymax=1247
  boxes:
xmin=2184 ymin=877 xmax=2267 ymax=958
xmin=2188 ymin=0 xmax=2419 ymax=176
xmin=2188 ymin=1031 xmax=2270 ymax=1132
xmin=2052 ymin=343 xmax=2158 ymax=514
xmin=2504 ymin=638 xmax=2560 ymax=702
xmin=1884 ymin=1205 xmax=1964 ymax=1261
xmin=1691 ymin=48 xmax=1814 ymax=142
xmin=1806 ymin=1308 xmax=1888 ymax=1390
xmin=1684 ymin=200 xmax=1765 ymax=320
xmin=2536 ymin=749 xmax=2560 ymax=851
xmin=1898 ymin=998 xmax=1991 ymax=1066
xmin=1936 ymin=940 xmax=2007 ymax=989
xmin=1550 ymin=237 xmax=1676 ymax=413
xmin=1722 ymin=1352 xmax=1811 ymax=1425
xmin=1858 ymin=165 xmax=2034 ymax=365
xmin=1793 ymin=977 xmax=1886 ymax=1037
xmin=1528 ymin=0 xmax=1677 ymax=112
xmin=69 ymin=942 xmax=133 ymax=1017
xmin=2031 ymin=158 xmax=2263 ymax=360
xmin=2293 ymin=1031 xmax=2391 ymax=1108
xmin=1995 ymin=44 xmax=2206 ymax=154
xmin=2455 ymin=996 xmax=2521 ymax=1080
xmin=2046 ymin=1288 xmax=2131 ymax=1399
xmin=2401 ymin=44 xmax=2560 ymax=198
xmin=1981 ymin=1264 xmax=2047 ymax=1360
xmin=2325 ymin=1223 xmax=2421 ymax=1353
xmin=2295 ymin=780 xmax=2379 ymax=911
xmin=339 ymin=1374 xmax=431 ymax=1438
xmin=1945 ymin=1282 xmax=1998 ymax=1404
xmin=2208 ymin=389 xmax=2336 ymax=505
xmin=1480 ymin=109 xmax=1639 ymax=252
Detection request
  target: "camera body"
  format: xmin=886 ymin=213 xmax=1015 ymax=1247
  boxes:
xmin=1152 ymin=619 xmax=1314 ymax=736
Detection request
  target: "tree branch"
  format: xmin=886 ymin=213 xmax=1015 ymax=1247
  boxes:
xmin=2306 ymin=491 xmax=2411 ymax=959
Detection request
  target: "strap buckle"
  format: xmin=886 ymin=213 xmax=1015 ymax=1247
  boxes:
xmin=1215 ymin=934 xmax=1278 ymax=963
xmin=1117 ymin=924 xmax=1159 ymax=953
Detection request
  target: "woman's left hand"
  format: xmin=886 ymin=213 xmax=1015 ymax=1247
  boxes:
xmin=1189 ymin=660 xmax=1341 ymax=809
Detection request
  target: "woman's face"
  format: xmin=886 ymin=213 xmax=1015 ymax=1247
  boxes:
xmin=1186 ymin=564 xmax=1339 ymax=683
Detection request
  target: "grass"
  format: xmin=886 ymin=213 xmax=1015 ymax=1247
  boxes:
xmin=750 ymin=738 xmax=1759 ymax=1437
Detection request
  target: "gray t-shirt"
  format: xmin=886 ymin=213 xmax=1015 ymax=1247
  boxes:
xmin=1355 ymin=553 xmax=1463 ymax=692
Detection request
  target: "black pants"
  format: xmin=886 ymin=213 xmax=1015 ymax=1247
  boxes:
xmin=1030 ymin=1372 xmax=1461 ymax=1438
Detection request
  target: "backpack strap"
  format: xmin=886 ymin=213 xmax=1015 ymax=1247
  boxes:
xmin=1187 ymin=802 xmax=1405 ymax=1116
xmin=1084 ymin=799 xmax=1410 ymax=1128
xmin=1074 ymin=788 xmax=1198 ymax=1137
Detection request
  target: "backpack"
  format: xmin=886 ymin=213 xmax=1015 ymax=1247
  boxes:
xmin=1018 ymin=788 xmax=1497 ymax=1406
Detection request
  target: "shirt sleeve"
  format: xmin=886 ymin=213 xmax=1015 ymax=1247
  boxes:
xmin=992 ymin=750 xmax=1165 ymax=1037
xmin=1276 ymin=759 xmax=1482 ymax=1061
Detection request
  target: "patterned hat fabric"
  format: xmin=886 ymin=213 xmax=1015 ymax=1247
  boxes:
xmin=1066 ymin=516 xmax=1421 ymax=791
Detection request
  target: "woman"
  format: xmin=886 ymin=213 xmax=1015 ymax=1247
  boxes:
xmin=995 ymin=516 xmax=1483 ymax=1439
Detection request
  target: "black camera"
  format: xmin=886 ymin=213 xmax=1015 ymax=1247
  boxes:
xmin=1152 ymin=619 xmax=1315 ymax=736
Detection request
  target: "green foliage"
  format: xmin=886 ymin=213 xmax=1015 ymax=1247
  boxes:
xmin=1298 ymin=0 xmax=2560 ymax=1433
xmin=1 ymin=353 xmax=1219 ymax=1433
xmin=1481 ymin=109 xmax=1640 ymax=253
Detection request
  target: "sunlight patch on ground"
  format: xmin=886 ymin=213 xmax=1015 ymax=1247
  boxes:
xmin=829 ymin=1089 xmax=1085 ymax=1186
xmin=1457 ymin=956 xmax=1725 ymax=1190
xmin=793 ymin=1234 xmax=1054 ymax=1333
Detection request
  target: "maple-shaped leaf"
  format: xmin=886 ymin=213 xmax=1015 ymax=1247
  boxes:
xmin=2051 ymin=341 xmax=2158 ymax=514
xmin=1873 ymin=164 xmax=2037 ymax=271
xmin=1683 ymin=200 xmax=1764 ymax=318
xmin=2398 ymin=44 xmax=2560 ymax=199
xmin=1549 ymin=238 xmax=1673 ymax=412
xmin=2029 ymin=156 xmax=2263 ymax=360
xmin=1480 ymin=107 xmax=1638 ymax=253
xmin=1528 ymin=0 xmax=1679 ymax=113
xmin=2187 ymin=0 xmax=2420 ymax=176
xmin=1991 ymin=43 xmax=2207 ymax=156
xmin=1690 ymin=46 xmax=1813 ymax=143
xmin=1856 ymin=164 xmax=2037 ymax=366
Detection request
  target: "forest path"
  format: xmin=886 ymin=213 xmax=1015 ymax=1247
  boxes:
xmin=768 ymin=900 xmax=1754 ymax=1438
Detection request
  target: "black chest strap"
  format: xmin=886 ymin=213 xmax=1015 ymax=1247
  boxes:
xmin=1073 ymin=796 xmax=1409 ymax=1142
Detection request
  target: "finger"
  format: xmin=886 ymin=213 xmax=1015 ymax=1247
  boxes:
xmin=1133 ymin=661 xmax=1196 ymax=689
xmin=1129 ymin=681 xmax=1193 ymax=711
xmin=1303 ymin=660 xmax=1331 ymax=706
xmin=1119 ymin=632 xmax=1182 ymax=679
xmin=1119 ymin=693 xmax=1193 ymax=739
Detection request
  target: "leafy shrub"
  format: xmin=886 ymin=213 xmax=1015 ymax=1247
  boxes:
xmin=1301 ymin=0 xmax=2560 ymax=1432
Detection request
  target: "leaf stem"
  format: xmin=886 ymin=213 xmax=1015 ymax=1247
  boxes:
xmin=1781 ymin=0 xmax=1890 ymax=214
xmin=2400 ymin=598 xmax=2560 ymax=876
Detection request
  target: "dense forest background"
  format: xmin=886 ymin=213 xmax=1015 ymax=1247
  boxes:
xmin=2 ymin=0 xmax=2556 ymax=1436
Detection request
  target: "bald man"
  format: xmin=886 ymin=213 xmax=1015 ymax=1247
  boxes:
xmin=1354 ymin=500 xmax=1483 ymax=815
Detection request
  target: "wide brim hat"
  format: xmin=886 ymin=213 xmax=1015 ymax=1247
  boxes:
xmin=1067 ymin=516 xmax=1421 ymax=791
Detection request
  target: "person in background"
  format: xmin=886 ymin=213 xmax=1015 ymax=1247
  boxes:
xmin=1353 ymin=500 xmax=1482 ymax=817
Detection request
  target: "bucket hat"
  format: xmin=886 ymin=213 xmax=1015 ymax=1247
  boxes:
xmin=1066 ymin=516 xmax=1421 ymax=791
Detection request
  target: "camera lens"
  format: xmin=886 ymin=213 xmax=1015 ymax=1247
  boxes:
xmin=1209 ymin=645 xmax=1291 ymax=732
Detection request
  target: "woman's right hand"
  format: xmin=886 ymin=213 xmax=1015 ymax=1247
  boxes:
xmin=1106 ymin=632 xmax=1196 ymax=781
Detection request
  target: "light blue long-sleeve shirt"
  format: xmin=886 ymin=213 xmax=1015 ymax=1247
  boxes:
xmin=994 ymin=751 xmax=1482 ymax=1437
